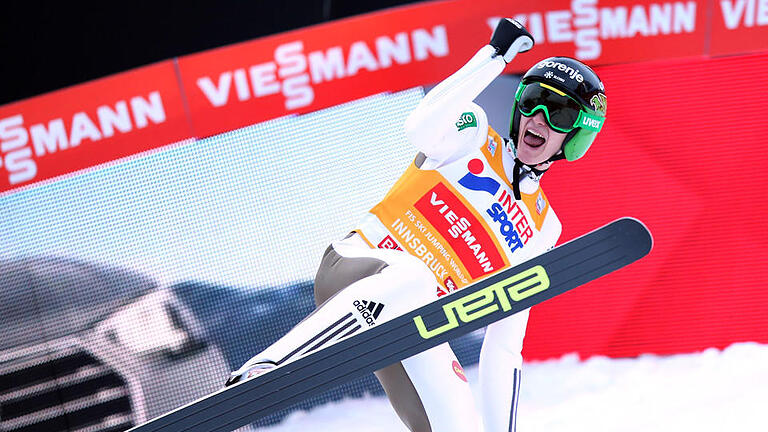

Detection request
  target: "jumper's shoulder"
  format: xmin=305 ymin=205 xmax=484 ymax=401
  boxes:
xmin=429 ymin=102 xmax=490 ymax=163
xmin=448 ymin=102 xmax=490 ymax=148
xmin=521 ymin=184 xmax=562 ymax=249
xmin=540 ymin=202 xmax=562 ymax=245
xmin=411 ymin=102 xmax=491 ymax=166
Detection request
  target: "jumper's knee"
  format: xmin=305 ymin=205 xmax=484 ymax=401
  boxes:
xmin=388 ymin=252 xmax=439 ymax=307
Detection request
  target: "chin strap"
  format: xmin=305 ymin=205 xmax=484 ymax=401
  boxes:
xmin=509 ymin=139 xmax=565 ymax=200
xmin=511 ymin=151 xmax=560 ymax=200
xmin=512 ymin=159 xmax=524 ymax=200
xmin=545 ymin=151 xmax=567 ymax=163
xmin=512 ymin=158 xmax=549 ymax=200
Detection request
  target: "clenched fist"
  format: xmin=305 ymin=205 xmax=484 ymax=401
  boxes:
xmin=490 ymin=18 xmax=534 ymax=63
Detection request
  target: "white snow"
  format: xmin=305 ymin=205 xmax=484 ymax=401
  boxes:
xmin=251 ymin=342 xmax=768 ymax=431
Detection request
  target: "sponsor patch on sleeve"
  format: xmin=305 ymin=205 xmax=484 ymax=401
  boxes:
xmin=455 ymin=112 xmax=477 ymax=131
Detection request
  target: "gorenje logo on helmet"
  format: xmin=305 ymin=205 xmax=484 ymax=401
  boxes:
xmin=458 ymin=159 xmax=533 ymax=255
xmin=536 ymin=60 xmax=584 ymax=83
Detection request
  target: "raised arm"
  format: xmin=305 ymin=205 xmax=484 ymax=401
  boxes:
xmin=404 ymin=19 xmax=534 ymax=163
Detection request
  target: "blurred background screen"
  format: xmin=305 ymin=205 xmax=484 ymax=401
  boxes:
xmin=1 ymin=1 xmax=767 ymax=431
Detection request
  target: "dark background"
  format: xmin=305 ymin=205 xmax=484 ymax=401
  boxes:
xmin=0 ymin=0 xmax=427 ymax=105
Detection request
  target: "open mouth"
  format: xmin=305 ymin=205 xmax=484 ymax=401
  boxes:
xmin=523 ymin=128 xmax=546 ymax=148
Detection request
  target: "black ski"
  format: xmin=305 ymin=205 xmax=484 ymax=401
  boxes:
xmin=130 ymin=217 xmax=652 ymax=432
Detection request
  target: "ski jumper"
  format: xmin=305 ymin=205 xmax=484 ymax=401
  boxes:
xmin=239 ymin=45 xmax=562 ymax=432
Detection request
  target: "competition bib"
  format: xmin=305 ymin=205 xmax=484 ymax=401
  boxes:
xmin=356 ymin=127 xmax=552 ymax=296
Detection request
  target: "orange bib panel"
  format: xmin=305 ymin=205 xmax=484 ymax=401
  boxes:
xmin=355 ymin=127 xmax=552 ymax=297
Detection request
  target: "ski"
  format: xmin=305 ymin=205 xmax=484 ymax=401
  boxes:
xmin=129 ymin=217 xmax=652 ymax=432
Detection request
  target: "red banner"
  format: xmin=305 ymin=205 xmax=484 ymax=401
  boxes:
xmin=463 ymin=0 xmax=708 ymax=67
xmin=524 ymin=51 xmax=768 ymax=360
xmin=175 ymin=0 xmax=713 ymax=137
xmin=710 ymin=0 xmax=768 ymax=55
xmin=1 ymin=0 xmax=766 ymax=195
xmin=175 ymin=2 xmax=475 ymax=137
xmin=0 ymin=61 xmax=192 ymax=192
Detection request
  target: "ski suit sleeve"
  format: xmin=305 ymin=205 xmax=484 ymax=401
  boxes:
xmin=404 ymin=45 xmax=506 ymax=163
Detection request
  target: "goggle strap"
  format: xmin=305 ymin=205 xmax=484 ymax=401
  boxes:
xmin=577 ymin=111 xmax=605 ymax=132
xmin=514 ymin=83 xmax=525 ymax=101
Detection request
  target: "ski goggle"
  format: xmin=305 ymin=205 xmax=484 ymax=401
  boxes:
xmin=515 ymin=82 xmax=604 ymax=133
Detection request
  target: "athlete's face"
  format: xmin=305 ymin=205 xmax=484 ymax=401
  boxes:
xmin=516 ymin=112 xmax=567 ymax=167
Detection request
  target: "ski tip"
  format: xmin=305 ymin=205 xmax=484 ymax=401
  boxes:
xmin=612 ymin=217 xmax=653 ymax=258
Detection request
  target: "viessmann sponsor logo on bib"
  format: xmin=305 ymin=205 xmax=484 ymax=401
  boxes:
xmin=413 ymin=183 xmax=504 ymax=279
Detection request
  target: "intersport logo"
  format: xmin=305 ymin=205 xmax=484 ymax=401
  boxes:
xmin=458 ymin=159 xmax=533 ymax=255
xmin=488 ymin=0 xmax=698 ymax=60
xmin=196 ymin=25 xmax=449 ymax=111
